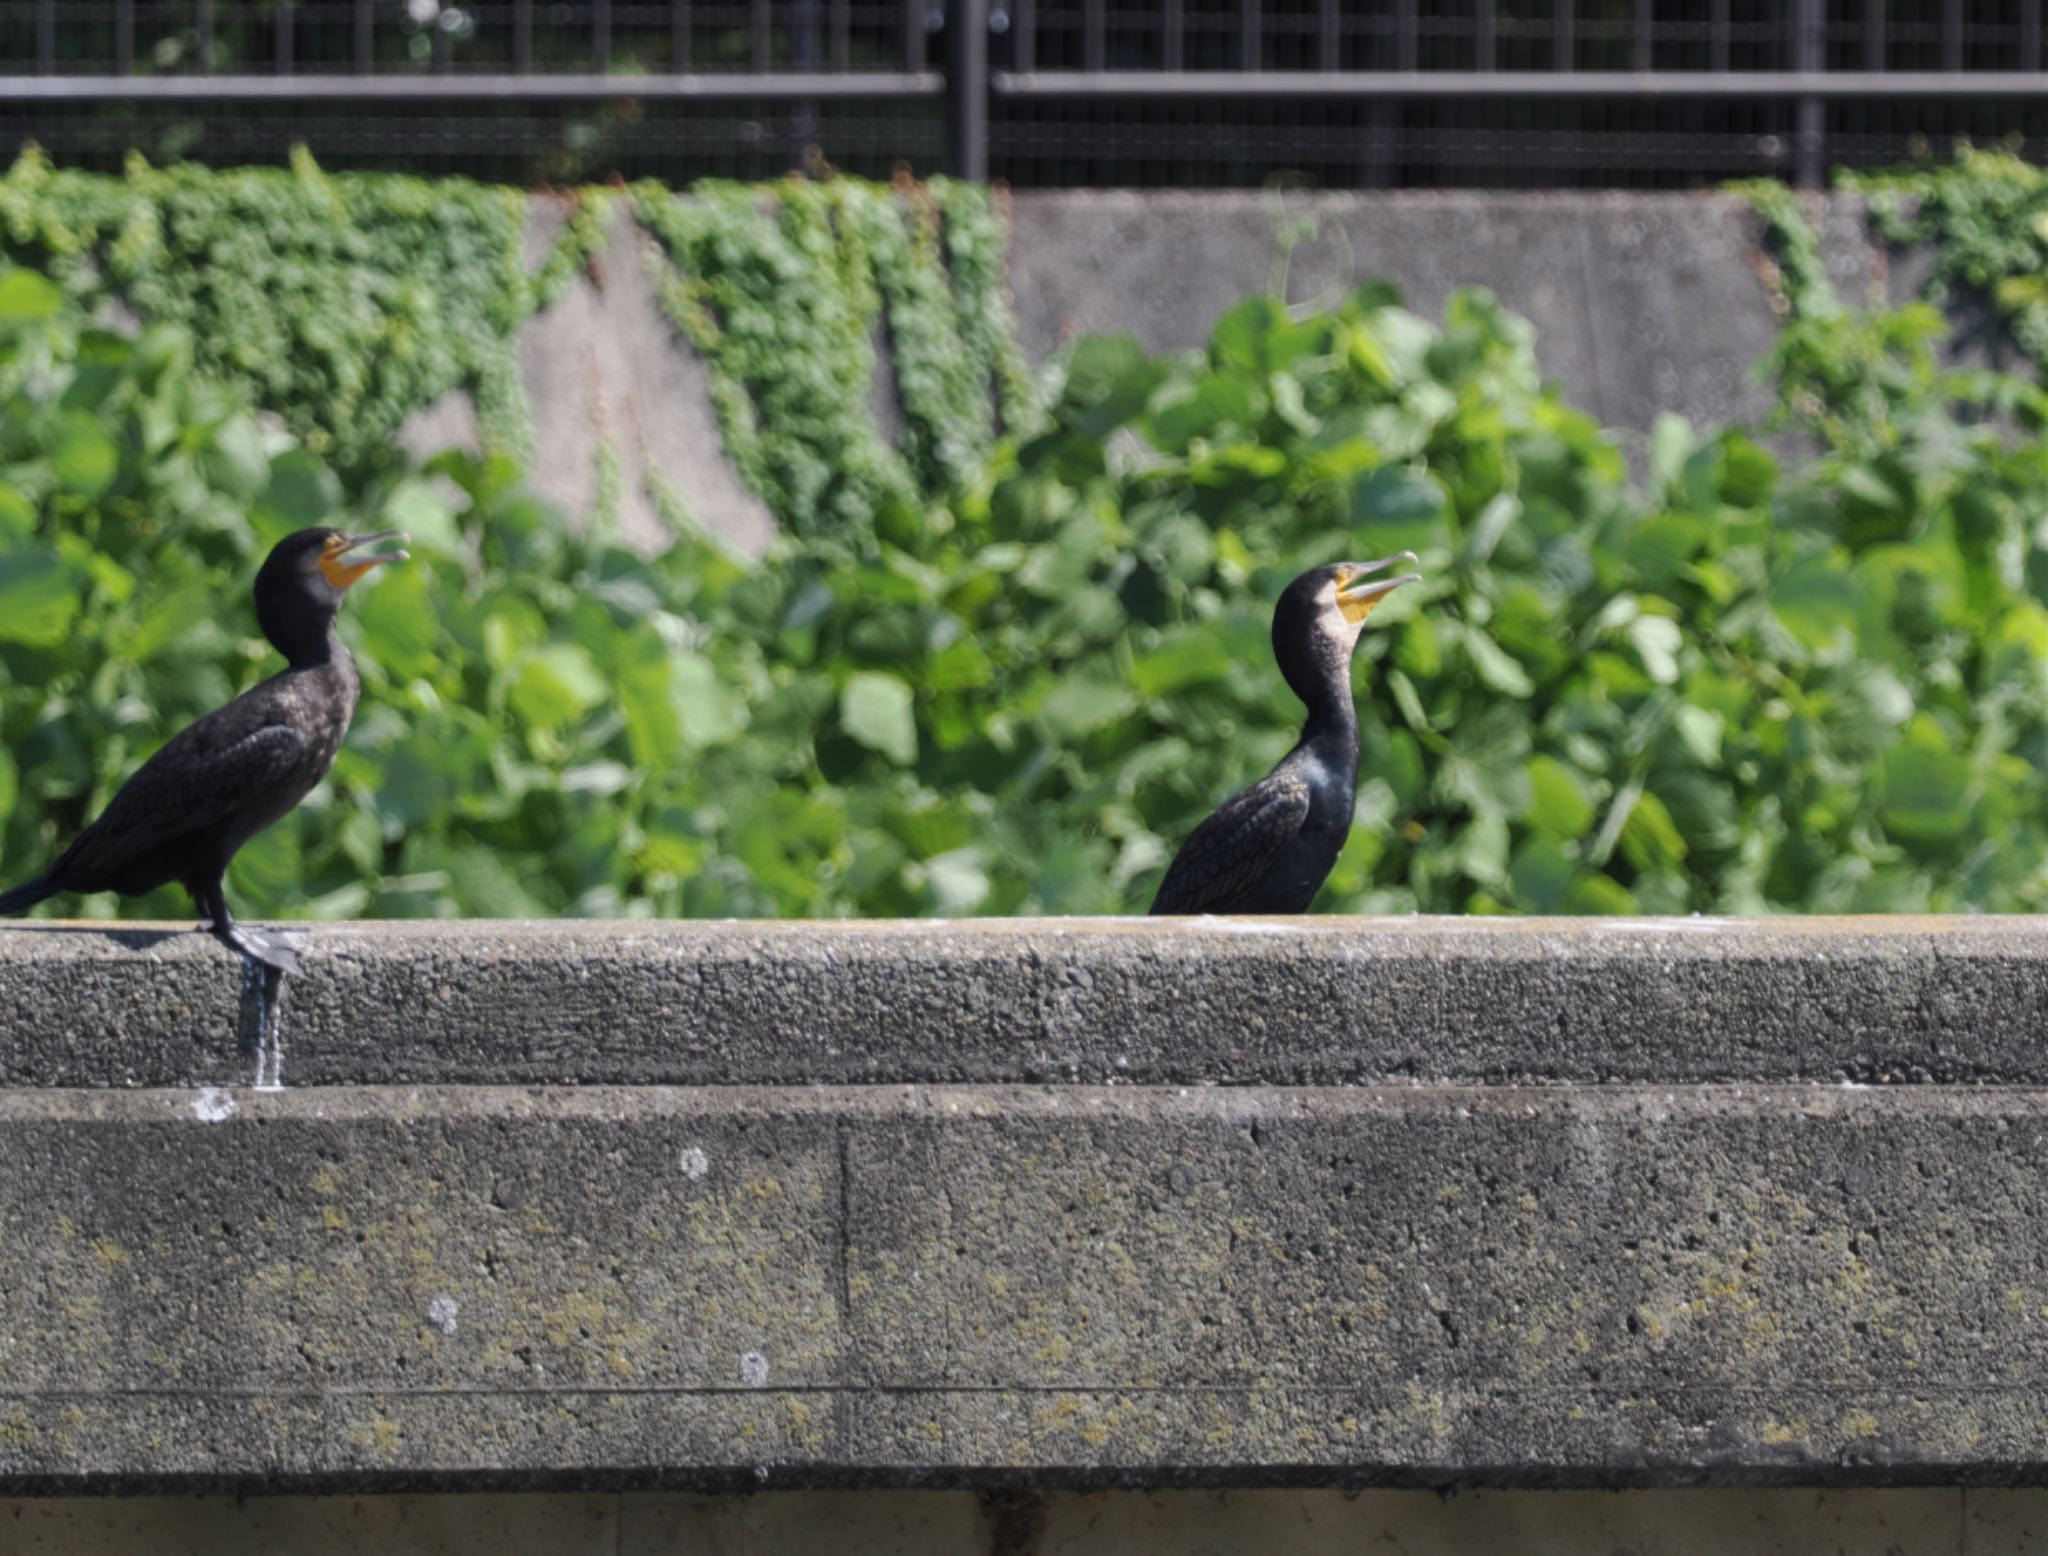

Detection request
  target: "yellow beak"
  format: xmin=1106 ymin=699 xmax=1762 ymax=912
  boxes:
xmin=1335 ymin=552 xmax=1422 ymax=625
xmin=318 ymin=531 xmax=410 ymax=591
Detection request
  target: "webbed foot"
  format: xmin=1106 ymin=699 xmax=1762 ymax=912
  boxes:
xmin=206 ymin=920 xmax=302 ymax=976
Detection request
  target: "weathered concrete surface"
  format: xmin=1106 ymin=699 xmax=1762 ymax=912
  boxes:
xmin=7 ymin=916 xmax=2048 ymax=1494
xmin=6 ymin=916 xmax=2048 ymax=1090
xmin=1005 ymin=191 xmax=1885 ymax=437
xmin=13 ymin=1486 xmax=2044 ymax=1556
xmin=1 ymin=1082 xmax=2048 ymax=1489
xmin=396 ymin=207 xmax=778 ymax=559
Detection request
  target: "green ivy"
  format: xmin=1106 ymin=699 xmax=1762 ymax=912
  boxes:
xmin=629 ymin=177 xmax=917 ymax=540
xmin=630 ymin=174 xmax=1033 ymax=540
xmin=0 ymin=152 xmax=1034 ymax=542
xmin=1845 ymin=148 xmax=2048 ymax=367
xmin=0 ymin=146 xmax=604 ymax=469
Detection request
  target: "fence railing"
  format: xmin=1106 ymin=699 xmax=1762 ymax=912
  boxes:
xmin=5 ymin=2 xmax=2048 ymax=186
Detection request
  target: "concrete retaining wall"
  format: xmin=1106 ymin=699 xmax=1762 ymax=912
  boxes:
xmin=2 ymin=916 xmax=2046 ymax=1497
xmin=440 ymin=191 xmax=1897 ymax=554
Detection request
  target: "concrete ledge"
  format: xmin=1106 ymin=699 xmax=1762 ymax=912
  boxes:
xmin=2 ymin=917 xmax=2046 ymax=1493
xmin=4 ymin=916 xmax=2048 ymax=1088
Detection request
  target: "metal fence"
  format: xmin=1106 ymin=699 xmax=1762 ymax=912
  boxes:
xmin=3 ymin=3 xmax=2048 ymax=187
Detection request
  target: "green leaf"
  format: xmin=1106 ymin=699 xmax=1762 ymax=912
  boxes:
xmin=1773 ymin=558 xmax=1862 ymax=654
xmin=124 ymin=585 xmax=214 ymax=665
xmin=1038 ymin=676 xmax=1138 ymax=738
xmin=0 ymin=546 xmax=79 ymax=646
xmin=1384 ymin=667 xmax=1430 ymax=732
xmin=1674 ymin=705 xmax=1724 ymax=768
xmin=1648 ymin=413 xmax=1695 ymax=495
xmin=259 ymin=451 xmax=342 ymax=526
xmin=52 ymin=412 xmax=119 ymax=498
xmin=201 ymin=413 xmax=271 ymax=500
xmin=671 ymin=649 xmax=747 ymax=748
xmin=1209 ymin=296 xmax=1319 ymax=376
xmin=1626 ymin=615 xmax=1682 ymax=685
xmin=1526 ymin=756 xmax=1596 ymax=838
xmin=1131 ymin=628 xmax=1234 ymax=697
xmin=352 ymin=564 xmax=441 ymax=683
xmin=1620 ymin=789 xmax=1689 ymax=870
xmin=1462 ymin=626 xmax=1535 ymax=698
xmin=1563 ymin=873 xmax=1638 ymax=916
xmin=619 ymin=640 xmax=685 ymax=773
xmin=0 ymin=482 xmax=33 ymax=539
xmin=1880 ymin=743 xmax=1973 ymax=842
xmin=1509 ymin=835 xmax=1577 ymax=912
xmin=841 ymin=671 xmax=918 ymax=766
xmin=1351 ymin=466 xmax=1445 ymax=542
xmin=510 ymin=644 xmax=608 ymax=729
xmin=922 ymin=847 xmax=991 ymax=913
xmin=1147 ymin=373 xmax=1258 ymax=453
xmin=1448 ymin=811 xmax=1510 ymax=887
xmin=0 ymin=267 xmax=64 ymax=322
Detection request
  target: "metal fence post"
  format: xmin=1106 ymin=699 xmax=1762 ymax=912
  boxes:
xmin=947 ymin=0 xmax=989 ymax=181
xmin=1794 ymin=0 xmax=1825 ymax=188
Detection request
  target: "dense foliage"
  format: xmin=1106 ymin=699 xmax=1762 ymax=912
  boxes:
xmin=629 ymin=175 xmax=1034 ymax=537
xmin=1844 ymin=148 xmax=2048 ymax=375
xmin=0 ymin=152 xmax=1029 ymax=533
xmin=0 ymin=147 xmax=604 ymax=468
xmin=7 ymin=154 xmax=2048 ymax=922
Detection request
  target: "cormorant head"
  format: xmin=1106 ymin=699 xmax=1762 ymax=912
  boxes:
xmin=254 ymin=528 xmax=409 ymax=664
xmin=1273 ymin=554 xmax=1421 ymax=715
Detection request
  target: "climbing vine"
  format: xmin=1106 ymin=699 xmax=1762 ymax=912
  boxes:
xmin=0 ymin=149 xmax=1035 ymax=537
xmin=1738 ymin=172 xmax=1971 ymax=453
xmin=0 ymin=146 xmax=604 ymax=468
xmin=630 ymin=173 xmax=1035 ymax=539
xmin=1844 ymin=147 xmax=2048 ymax=369
xmin=1732 ymin=178 xmax=1843 ymax=322
xmin=930 ymin=177 xmax=1041 ymax=435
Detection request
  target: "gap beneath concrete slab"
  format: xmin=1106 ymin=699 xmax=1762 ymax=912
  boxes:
xmin=5 ymin=1487 xmax=2036 ymax=1556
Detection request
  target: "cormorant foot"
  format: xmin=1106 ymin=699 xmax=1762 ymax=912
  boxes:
xmin=206 ymin=921 xmax=302 ymax=976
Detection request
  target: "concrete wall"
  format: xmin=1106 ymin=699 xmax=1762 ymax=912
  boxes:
xmin=1006 ymin=191 xmax=1881 ymax=438
xmin=5 ymin=916 xmax=2048 ymax=1508
xmin=428 ymin=192 xmax=1891 ymax=555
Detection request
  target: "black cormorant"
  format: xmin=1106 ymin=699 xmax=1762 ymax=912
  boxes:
xmin=0 ymin=528 xmax=408 ymax=972
xmin=1150 ymin=554 xmax=1420 ymax=916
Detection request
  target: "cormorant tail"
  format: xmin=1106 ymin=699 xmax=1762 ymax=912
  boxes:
xmin=0 ymin=873 xmax=60 ymax=916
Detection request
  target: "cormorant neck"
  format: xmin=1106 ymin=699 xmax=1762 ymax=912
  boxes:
xmin=262 ymin=609 xmax=346 ymax=671
xmin=1301 ymin=690 xmax=1358 ymax=743
xmin=1279 ymin=630 xmax=1361 ymax=742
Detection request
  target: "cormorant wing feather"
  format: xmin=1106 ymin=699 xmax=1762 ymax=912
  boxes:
xmin=53 ymin=716 xmax=311 ymax=882
xmin=1148 ymin=769 xmax=1313 ymax=915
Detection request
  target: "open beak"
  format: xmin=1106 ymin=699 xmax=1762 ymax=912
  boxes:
xmin=319 ymin=531 xmax=410 ymax=591
xmin=1335 ymin=551 xmax=1422 ymax=625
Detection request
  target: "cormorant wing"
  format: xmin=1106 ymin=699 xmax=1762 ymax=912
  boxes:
xmin=1148 ymin=769 xmax=1313 ymax=915
xmin=52 ymin=715 xmax=311 ymax=883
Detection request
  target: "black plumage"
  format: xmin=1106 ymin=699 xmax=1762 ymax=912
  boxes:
xmin=1150 ymin=555 xmax=1420 ymax=916
xmin=0 ymin=527 xmax=408 ymax=971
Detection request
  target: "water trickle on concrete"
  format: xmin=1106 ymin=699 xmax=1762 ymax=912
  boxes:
xmin=237 ymin=957 xmax=289 ymax=1090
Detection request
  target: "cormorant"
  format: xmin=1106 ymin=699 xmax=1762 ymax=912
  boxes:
xmin=1149 ymin=554 xmax=1420 ymax=916
xmin=0 ymin=528 xmax=408 ymax=973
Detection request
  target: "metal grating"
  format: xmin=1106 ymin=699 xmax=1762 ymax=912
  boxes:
xmin=0 ymin=2 xmax=2045 ymax=187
